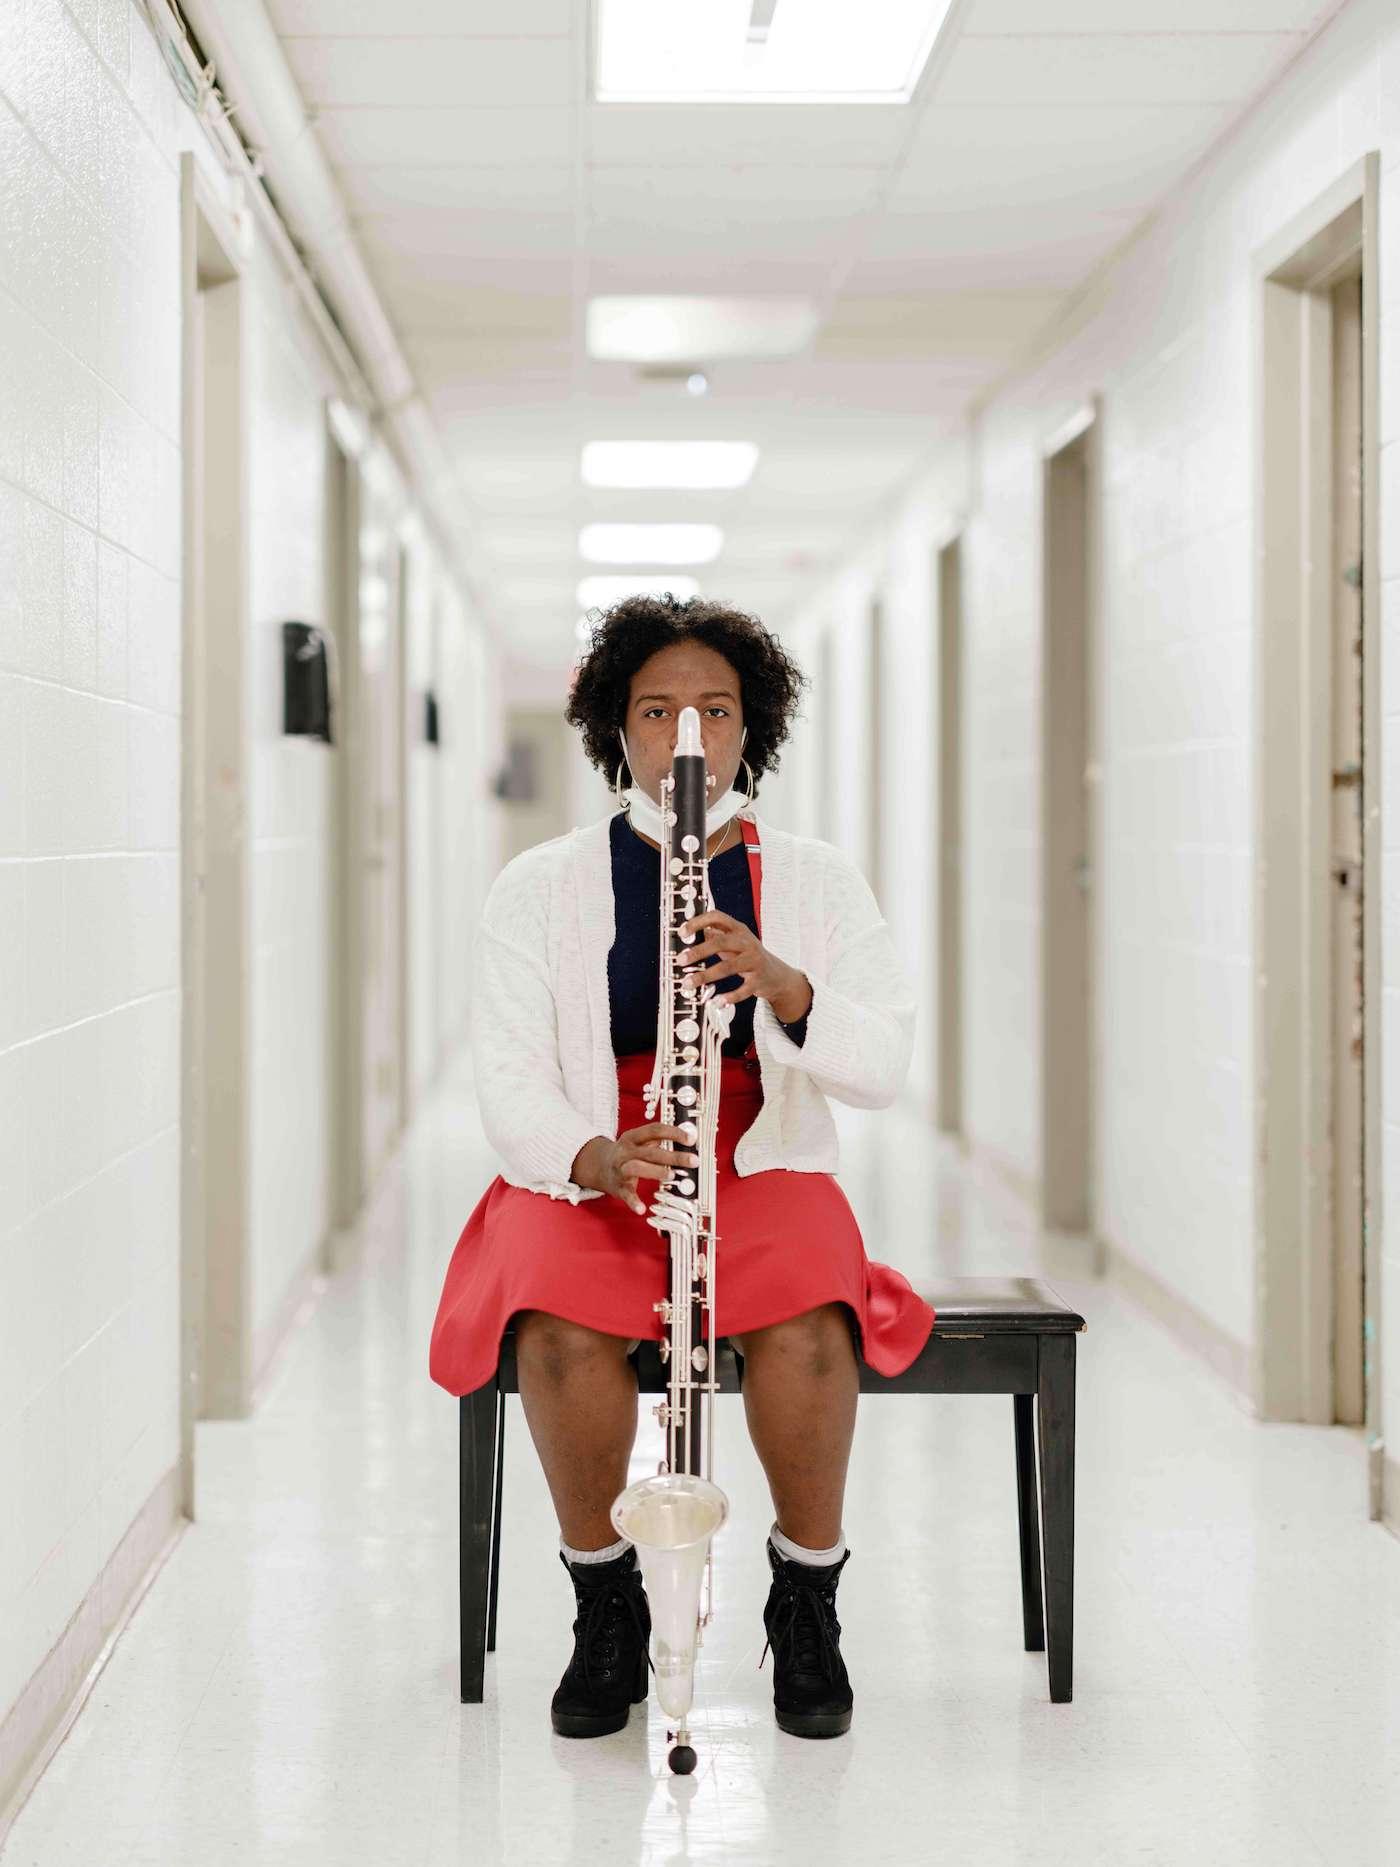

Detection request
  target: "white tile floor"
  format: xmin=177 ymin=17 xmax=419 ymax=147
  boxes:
xmin=4 ymin=1052 xmax=1399 ymax=1866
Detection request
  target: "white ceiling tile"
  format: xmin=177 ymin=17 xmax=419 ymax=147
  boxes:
xmin=817 ymin=292 xmax=1067 ymax=362
xmin=365 ymin=259 xmax=573 ymax=335
xmin=359 ymin=208 xmax=575 ymax=264
xmin=963 ymin=0 xmax=1334 ymax=28
xmin=747 ymin=448 xmax=927 ymax=505
xmin=852 ymin=212 xmax=1140 ymax=292
xmin=585 ymin=104 xmax=910 ymax=168
xmin=587 ymin=165 xmax=882 ymax=216
xmin=901 ymin=100 xmax=1234 ymax=186
xmin=585 ymin=215 xmax=861 ymax=268
xmin=284 ymin=36 xmax=572 ymax=109
xmin=315 ymin=107 xmax=573 ymax=167
xmin=480 ymin=526 xmax=581 ymax=566
xmin=338 ymin=164 xmax=575 ymax=216
xmin=269 ymin=0 xmax=571 ymax=34
xmin=933 ymin=31 xmax=1305 ymax=105
xmin=585 ymin=254 xmax=840 ymax=298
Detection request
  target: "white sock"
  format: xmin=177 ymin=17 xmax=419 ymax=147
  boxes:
xmin=770 ymin=1521 xmax=847 ymax=1567
xmin=561 ymin=1535 xmax=631 ymax=1566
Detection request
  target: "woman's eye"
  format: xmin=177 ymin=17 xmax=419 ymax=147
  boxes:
xmin=705 ymin=707 xmax=729 ymax=718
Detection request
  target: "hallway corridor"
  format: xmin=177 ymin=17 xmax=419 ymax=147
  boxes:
xmin=3 ymin=1059 xmax=1394 ymax=1867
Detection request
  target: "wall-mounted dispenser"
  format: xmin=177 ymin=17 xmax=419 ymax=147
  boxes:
xmin=281 ymin=621 xmax=336 ymax=744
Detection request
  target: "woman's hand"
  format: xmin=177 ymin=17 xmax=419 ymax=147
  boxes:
xmin=570 ymin=1126 xmax=700 ymax=1217
xmin=676 ymin=911 xmax=813 ymax=1024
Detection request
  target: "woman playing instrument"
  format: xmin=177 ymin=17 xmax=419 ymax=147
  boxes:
xmin=429 ymin=594 xmax=935 ymax=1741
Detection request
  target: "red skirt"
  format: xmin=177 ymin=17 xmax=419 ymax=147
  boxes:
xmin=428 ymin=1052 xmax=935 ymax=1397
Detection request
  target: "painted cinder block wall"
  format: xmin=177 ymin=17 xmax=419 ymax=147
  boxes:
xmin=790 ymin=0 xmax=1400 ymax=1515
xmin=0 ymin=0 xmax=189 ymax=1732
xmin=0 ymin=0 xmax=498 ymax=1755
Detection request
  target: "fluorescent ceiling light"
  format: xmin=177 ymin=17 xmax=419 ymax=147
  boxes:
xmin=578 ymin=574 xmax=701 ymax=611
xmin=580 ymin=523 xmax=723 ymax=566
xmin=581 ymin=442 xmax=760 ymax=491
xmin=587 ymin=296 xmax=817 ymax=364
xmin=596 ymin=0 xmax=953 ymax=104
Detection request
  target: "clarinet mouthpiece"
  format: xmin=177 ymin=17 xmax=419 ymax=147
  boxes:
xmin=675 ymin=706 xmax=702 ymax=756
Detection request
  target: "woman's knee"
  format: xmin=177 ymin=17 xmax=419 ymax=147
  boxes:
xmin=736 ymin=1303 xmax=855 ymax=1379
xmin=515 ymin=1310 xmax=630 ymax=1385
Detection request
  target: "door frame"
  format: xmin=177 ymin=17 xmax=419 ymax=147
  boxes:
xmin=866 ymin=596 xmax=884 ymax=901
xmin=324 ymin=399 xmax=368 ymax=1241
xmin=1252 ymin=154 xmax=1383 ymax=1490
xmin=178 ymin=154 xmax=251 ymax=1477
xmin=935 ymin=532 xmax=964 ymax=1136
xmin=1039 ymin=399 xmax=1102 ymax=1235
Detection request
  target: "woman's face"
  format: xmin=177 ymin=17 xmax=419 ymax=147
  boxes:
xmin=621 ymin=641 xmax=746 ymax=803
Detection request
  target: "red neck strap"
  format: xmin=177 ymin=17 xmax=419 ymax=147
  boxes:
xmin=738 ymin=815 xmax=763 ymax=1064
xmin=738 ymin=814 xmax=762 ymax=940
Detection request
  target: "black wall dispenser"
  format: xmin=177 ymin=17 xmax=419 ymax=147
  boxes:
xmin=281 ymin=621 xmax=336 ymax=745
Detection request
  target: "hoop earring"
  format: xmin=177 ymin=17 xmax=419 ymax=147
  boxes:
xmin=614 ymin=759 xmax=630 ymax=811
xmin=739 ymin=757 xmax=755 ymax=808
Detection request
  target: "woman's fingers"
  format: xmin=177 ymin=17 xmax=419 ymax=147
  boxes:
xmin=679 ymin=931 xmax=749 ymax=963
xmin=624 ymin=1122 xmax=694 ymax=1145
xmin=623 ymin=1135 xmax=701 ymax=1165
xmin=620 ymin=1157 xmax=678 ymax=1184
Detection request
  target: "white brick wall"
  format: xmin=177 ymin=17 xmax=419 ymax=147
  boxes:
xmin=792 ymin=0 xmax=1400 ymax=1455
xmin=0 ymin=0 xmax=186 ymax=1721
xmin=0 ymin=0 xmax=500 ymax=1732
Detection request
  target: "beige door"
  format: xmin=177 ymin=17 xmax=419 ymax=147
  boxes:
xmin=1329 ymin=271 xmax=1365 ymax=1427
xmin=179 ymin=159 xmax=251 ymax=1466
xmin=1253 ymin=159 xmax=1381 ymax=1461
xmin=1041 ymin=423 xmax=1097 ymax=1232
xmin=818 ymin=632 xmax=837 ymax=843
xmin=935 ymin=539 xmax=963 ymax=1136
xmin=866 ymin=599 xmax=884 ymax=900
xmin=324 ymin=421 xmax=364 ymax=1234
xmin=359 ymin=526 xmax=408 ymax=1180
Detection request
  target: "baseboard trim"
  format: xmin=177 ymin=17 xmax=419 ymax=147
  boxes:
xmin=1382 ymin=1449 xmax=1400 ymax=1542
xmin=1101 ymin=1236 xmax=1253 ymax=1406
xmin=0 ymin=1462 xmax=185 ymax=1846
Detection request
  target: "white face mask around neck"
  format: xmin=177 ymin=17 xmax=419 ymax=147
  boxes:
xmin=618 ymin=728 xmax=749 ymax=840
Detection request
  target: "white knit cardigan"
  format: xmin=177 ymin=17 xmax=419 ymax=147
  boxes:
xmin=471 ymin=810 xmax=916 ymax=1202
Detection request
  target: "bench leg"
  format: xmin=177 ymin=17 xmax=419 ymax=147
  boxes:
xmin=486 ymin=1389 xmax=505 ymax=1653
xmin=1036 ymin=1334 xmax=1076 ymax=1703
xmin=459 ymin=1382 xmax=499 ymax=1703
xmin=1014 ymin=1393 xmax=1045 ymax=1652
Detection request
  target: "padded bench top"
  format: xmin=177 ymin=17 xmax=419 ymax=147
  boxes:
xmin=923 ymin=1276 xmax=1086 ymax=1333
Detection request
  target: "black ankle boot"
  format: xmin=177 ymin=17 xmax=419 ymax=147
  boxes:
xmin=550 ymin=1546 xmax=652 ymax=1738
xmin=761 ymin=1539 xmax=854 ymax=1738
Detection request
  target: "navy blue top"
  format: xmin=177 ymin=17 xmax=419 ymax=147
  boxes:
xmin=607 ymin=811 xmax=809 ymax=1058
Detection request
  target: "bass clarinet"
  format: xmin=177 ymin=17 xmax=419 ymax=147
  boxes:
xmin=610 ymin=704 xmax=731 ymax=1777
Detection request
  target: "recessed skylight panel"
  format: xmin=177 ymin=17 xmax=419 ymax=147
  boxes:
xmin=586 ymin=297 xmax=817 ymax=364
xmin=595 ymin=0 xmax=954 ymax=104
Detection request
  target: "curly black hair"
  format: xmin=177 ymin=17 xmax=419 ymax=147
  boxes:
xmin=566 ymin=592 xmax=808 ymax=787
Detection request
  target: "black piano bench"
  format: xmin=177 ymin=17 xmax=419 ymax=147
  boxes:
xmin=457 ymin=1275 xmax=1086 ymax=1706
